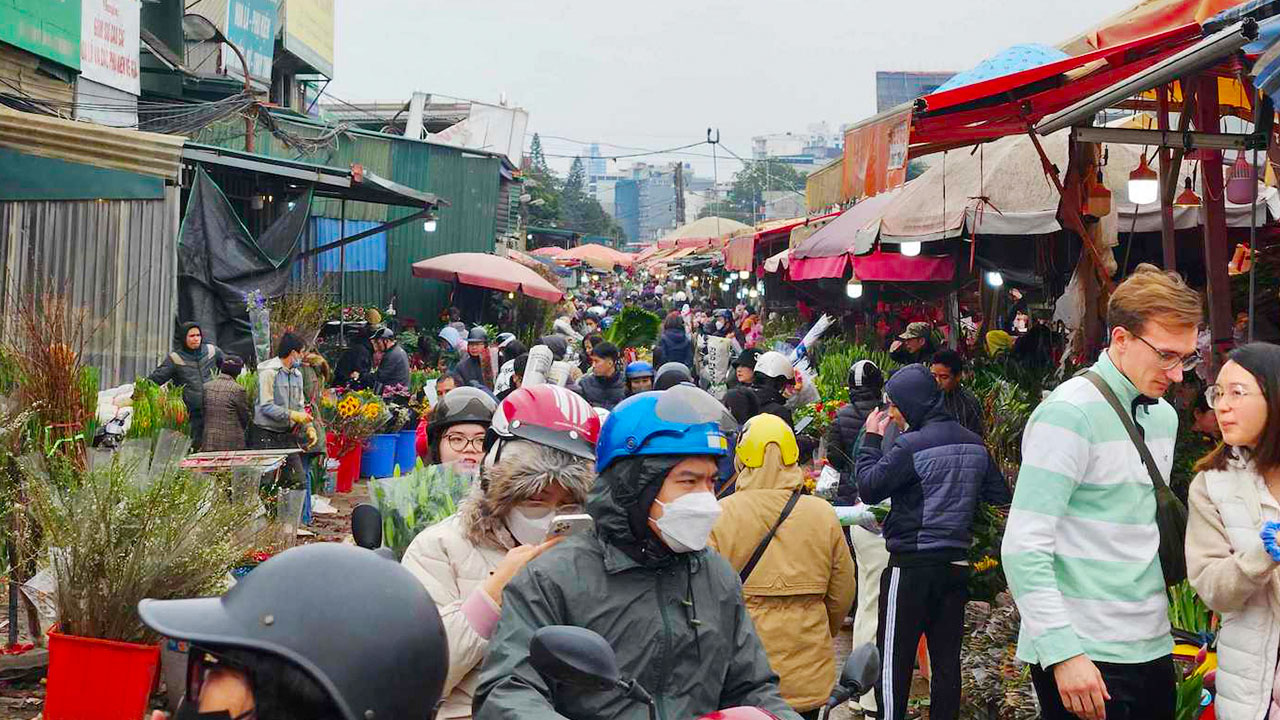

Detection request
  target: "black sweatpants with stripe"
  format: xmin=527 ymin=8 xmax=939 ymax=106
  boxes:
xmin=875 ymin=563 xmax=968 ymax=720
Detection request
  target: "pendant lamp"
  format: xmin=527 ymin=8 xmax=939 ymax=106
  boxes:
xmin=900 ymin=241 xmax=922 ymax=257
xmin=1086 ymin=170 xmax=1112 ymax=218
xmin=846 ymin=280 xmax=863 ymax=299
xmin=1174 ymin=177 xmax=1201 ymax=207
xmin=1128 ymin=154 xmax=1158 ymax=205
xmin=1225 ymin=152 xmax=1255 ymax=205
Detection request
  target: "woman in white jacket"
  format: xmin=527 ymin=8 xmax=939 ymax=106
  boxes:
xmin=1187 ymin=342 xmax=1280 ymax=720
xmin=401 ymin=385 xmax=600 ymax=719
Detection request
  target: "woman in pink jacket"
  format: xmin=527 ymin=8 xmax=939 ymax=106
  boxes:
xmin=401 ymin=385 xmax=600 ymax=719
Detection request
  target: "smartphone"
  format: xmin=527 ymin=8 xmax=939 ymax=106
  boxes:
xmin=545 ymin=513 xmax=594 ymax=540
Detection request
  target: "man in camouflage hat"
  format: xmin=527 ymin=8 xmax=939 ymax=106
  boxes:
xmin=890 ymin=322 xmax=934 ymax=365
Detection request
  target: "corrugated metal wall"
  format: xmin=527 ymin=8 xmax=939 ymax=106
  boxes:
xmin=0 ymin=189 xmax=180 ymax=387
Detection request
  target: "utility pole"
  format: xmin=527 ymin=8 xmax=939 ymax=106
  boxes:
xmin=673 ymin=162 xmax=686 ymax=225
xmin=707 ymin=128 xmax=721 ymax=237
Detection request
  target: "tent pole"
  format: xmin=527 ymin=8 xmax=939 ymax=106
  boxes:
xmin=1195 ymin=75 xmax=1232 ymax=377
xmin=1157 ymin=85 xmax=1178 ymax=269
xmin=340 ymin=199 xmax=347 ymax=343
xmin=1248 ymin=145 xmax=1258 ymax=342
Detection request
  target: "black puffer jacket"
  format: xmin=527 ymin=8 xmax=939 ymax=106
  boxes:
xmin=474 ymin=456 xmax=798 ymax=720
xmin=578 ymin=370 xmax=626 ymax=410
xmin=147 ymin=322 xmax=223 ymax=416
xmin=826 ymin=396 xmax=879 ymax=505
xmin=752 ymin=384 xmax=793 ymax=427
xmin=654 ymin=328 xmax=693 ymax=368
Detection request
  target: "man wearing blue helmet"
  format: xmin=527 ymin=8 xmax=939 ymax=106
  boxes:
xmin=474 ymin=385 xmax=799 ymax=720
xmin=624 ymin=360 xmax=654 ymax=396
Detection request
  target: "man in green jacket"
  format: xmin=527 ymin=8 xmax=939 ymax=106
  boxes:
xmin=474 ymin=386 xmax=798 ymax=720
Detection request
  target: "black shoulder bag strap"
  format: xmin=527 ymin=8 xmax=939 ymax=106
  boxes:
xmin=1079 ymin=370 xmax=1188 ymax=585
xmin=739 ymin=489 xmax=801 ymax=584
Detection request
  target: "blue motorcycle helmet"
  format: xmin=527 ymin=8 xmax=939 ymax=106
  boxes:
xmin=595 ymin=385 xmax=738 ymax=474
xmin=625 ymin=361 xmax=654 ymax=379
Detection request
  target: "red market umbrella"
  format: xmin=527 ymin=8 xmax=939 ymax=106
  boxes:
xmin=411 ymin=252 xmax=564 ymax=302
xmin=560 ymin=243 xmax=634 ymax=268
xmin=530 ymin=246 xmax=566 ymax=257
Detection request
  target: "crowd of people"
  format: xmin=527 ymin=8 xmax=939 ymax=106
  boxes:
xmin=142 ymin=263 xmax=1280 ymax=720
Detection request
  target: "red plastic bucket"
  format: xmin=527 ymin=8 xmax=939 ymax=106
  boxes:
xmin=336 ymin=446 xmax=361 ymax=493
xmin=44 ymin=630 xmax=161 ymax=720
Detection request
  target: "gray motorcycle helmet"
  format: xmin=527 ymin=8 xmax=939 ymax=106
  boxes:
xmin=139 ymin=544 xmax=448 ymax=720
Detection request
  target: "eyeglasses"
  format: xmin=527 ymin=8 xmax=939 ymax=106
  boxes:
xmin=1205 ymin=383 xmax=1263 ymax=409
xmin=444 ymin=434 xmax=486 ymax=453
xmin=186 ymin=647 xmax=256 ymax=720
xmin=1129 ymin=332 xmax=1202 ymax=371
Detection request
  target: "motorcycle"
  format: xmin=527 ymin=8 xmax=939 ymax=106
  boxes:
xmin=528 ymin=624 xmax=880 ymax=720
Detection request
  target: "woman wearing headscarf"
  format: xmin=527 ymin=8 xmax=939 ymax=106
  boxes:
xmin=148 ymin=321 xmax=224 ymax=450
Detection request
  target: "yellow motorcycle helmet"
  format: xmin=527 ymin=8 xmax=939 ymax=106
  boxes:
xmin=736 ymin=413 xmax=799 ymax=468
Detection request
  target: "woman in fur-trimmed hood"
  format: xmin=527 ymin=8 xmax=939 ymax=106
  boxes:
xmin=401 ymin=438 xmax=595 ymax=719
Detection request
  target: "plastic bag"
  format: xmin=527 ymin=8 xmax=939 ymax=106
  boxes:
xmin=368 ymin=463 xmax=475 ymax=559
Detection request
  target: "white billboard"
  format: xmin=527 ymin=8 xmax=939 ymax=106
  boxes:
xmin=79 ymin=0 xmax=140 ymax=96
xmin=430 ymin=101 xmax=529 ymax=167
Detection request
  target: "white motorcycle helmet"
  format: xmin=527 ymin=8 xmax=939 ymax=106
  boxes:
xmin=753 ymin=350 xmax=794 ymax=381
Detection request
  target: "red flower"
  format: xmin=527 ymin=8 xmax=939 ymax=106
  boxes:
xmin=815 ymin=402 xmax=825 ymax=412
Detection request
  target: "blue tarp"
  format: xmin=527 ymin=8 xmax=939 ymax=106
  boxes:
xmin=311 ymin=217 xmax=387 ymax=272
xmin=932 ymin=44 xmax=1070 ymax=95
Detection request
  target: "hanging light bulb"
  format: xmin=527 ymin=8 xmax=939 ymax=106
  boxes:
xmin=1127 ymin=153 xmax=1158 ymax=205
xmin=1225 ymin=151 xmax=1255 ymax=205
xmin=1174 ymin=177 xmax=1201 ymax=207
xmin=846 ymin=280 xmax=863 ymax=299
xmin=749 ymin=288 xmax=760 ymax=298
xmin=1085 ymin=169 xmax=1112 ymax=218
xmin=985 ymin=271 xmax=1004 ymax=287
xmin=739 ymin=270 xmax=750 ymax=280
xmin=719 ymin=282 xmax=730 ymax=292
xmin=423 ymin=218 xmax=438 ymax=232
xmin=507 ymin=292 xmax=515 ymax=299
xmin=900 ymin=241 xmax=922 ymax=257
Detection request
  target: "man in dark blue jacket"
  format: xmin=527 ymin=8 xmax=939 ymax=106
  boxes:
xmin=855 ymin=363 xmax=1010 ymax=720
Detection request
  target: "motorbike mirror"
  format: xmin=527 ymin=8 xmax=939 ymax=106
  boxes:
xmin=529 ymin=626 xmax=621 ymax=691
xmin=840 ymin=643 xmax=881 ymax=696
xmin=351 ymin=504 xmax=383 ymax=550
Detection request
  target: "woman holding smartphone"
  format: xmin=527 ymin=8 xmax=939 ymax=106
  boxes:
xmin=401 ymin=384 xmax=600 ymax=719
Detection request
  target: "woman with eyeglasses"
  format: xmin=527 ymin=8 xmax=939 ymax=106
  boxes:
xmin=401 ymin=385 xmax=600 ymax=719
xmin=1185 ymin=342 xmax=1280 ymax=720
xmin=424 ymin=387 xmax=496 ymax=474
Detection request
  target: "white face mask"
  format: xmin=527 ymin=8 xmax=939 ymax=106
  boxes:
xmin=506 ymin=504 xmax=556 ymax=546
xmin=651 ymin=491 xmax=722 ymax=553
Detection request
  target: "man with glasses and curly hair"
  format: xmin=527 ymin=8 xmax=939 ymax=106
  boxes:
xmin=1003 ymin=263 xmax=1203 ymax=720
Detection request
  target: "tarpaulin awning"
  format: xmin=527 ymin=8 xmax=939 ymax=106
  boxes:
xmin=530 ymin=246 xmax=566 ymax=257
xmin=790 ymin=255 xmax=849 ymax=280
xmin=1059 ymin=0 xmax=1247 ymax=55
xmin=854 ymin=251 xmax=955 ymax=282
xmin=659 ymin=216 xmax=752 ymax=245
xmin=506 ymin=249 xmax=544 ymax=270
xmin=724 ymin=234 xmax=756 ymax=271
xmin=412 ymin=252 xmax=564 ymax=302
xmin=559 ymin=243 xmax=634 ymax=268
xmin=792 ymin=190 xmax=903 ymax=259
xmin=933 ymin=44 xmax=1070 ymax=95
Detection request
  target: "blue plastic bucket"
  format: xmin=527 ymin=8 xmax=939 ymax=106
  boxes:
xmin=360 ymin=433 xmax=398 ymax=478
xmin=395 ymin=430 xmax=418 ymax=475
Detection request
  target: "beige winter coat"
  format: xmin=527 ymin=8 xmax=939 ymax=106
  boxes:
xmin=401 ymin=443 xmax=596 ymax=719
xmin=402 ymin=514 xmax=511 ymax=719
xmin=1186 ymin=451 xmax=1280 ymax=720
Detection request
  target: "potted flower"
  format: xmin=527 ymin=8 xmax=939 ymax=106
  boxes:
xmin=318 ymin=389 xmax=389 ymax=491
xmin=22 ymin=434 xmax=260 ymax=720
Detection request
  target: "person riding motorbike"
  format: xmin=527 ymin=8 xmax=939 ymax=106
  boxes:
xmin=624 ymin=361 xmax=654 ymax=396
xmin=140 ymin=543 xmax=448 ymax=720
xmin=402 ymin=384 xmax=599 ymax=719
xmin=653 ymin=361 xmax=694 ymax=391
xmin=709 ymin=414 xmax=855 ymax=719
xmin=426 ymin=387 xmax=498 ymax=475
xmin=473 ymin=385 xmax=800 ymax=720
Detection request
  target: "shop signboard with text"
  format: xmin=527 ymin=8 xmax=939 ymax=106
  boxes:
xmin=224 ymin=0 xmax=277 ymax=86
xmin=80 ymin=0 xmax=140 ymax=96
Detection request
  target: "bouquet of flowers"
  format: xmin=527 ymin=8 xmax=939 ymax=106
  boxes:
xmin=339 ymin=306 xmax=367 ymax=323
xmin=369 ymin=463 xmax=474 ymax=559
xmin=127 ymin=378 xmax=189 ymax=439
xmin=318 ymin=388 xmax=389 ymax=456
xmin=245 ymin=290 xmax=271 ymax=366
xmin=794 ymin=399 xmax=847 ymax=437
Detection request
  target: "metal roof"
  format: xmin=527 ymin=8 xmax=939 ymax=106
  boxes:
xmin=0 ymin=105 xmax=184 ymax=181
xmin=181 ymin=143 xmax=447 ymax=208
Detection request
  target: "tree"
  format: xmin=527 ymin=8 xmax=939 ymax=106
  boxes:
xmin=725 ymin=159 xmax=804 ymax=220
xmin=696 ymin=200 xmax=753 ymax=225
xmin=563 ymin=156 xmax=586 ymax=200
xmin=528 ymin=133 xmax=551 ymax=177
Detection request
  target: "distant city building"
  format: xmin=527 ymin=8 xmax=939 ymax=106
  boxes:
xmin=585 ymin=143 xmax=607 ymax=180
xmin=750 ymin=122 xmax=843 ymax=177
xmin=613 ymin=179 xmax=640 ymax=243
xmin=633 ymin=163 xmax=677 ymax=242
xmin=875 ymin=71 xmax=956 ymax=113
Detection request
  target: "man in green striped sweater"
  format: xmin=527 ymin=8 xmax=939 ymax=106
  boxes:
xmin=1002 ymin=264 xmax=1203 ymax=720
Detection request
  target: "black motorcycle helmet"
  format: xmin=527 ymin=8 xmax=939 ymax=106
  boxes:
xmin=467 ymin=326 xmax=489 ymax=343
xmin=427 ymin=386 xmax=497 ymax=461
xmin=138 ymin=544 xmax=448 ymax=720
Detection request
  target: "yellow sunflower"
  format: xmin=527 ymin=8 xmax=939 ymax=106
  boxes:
xmin=363 ymin=404 xmax=380 ymax=420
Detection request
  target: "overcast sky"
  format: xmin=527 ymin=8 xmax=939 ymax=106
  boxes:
xmin=329 ymin=0 xmax=1128 ymax=178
